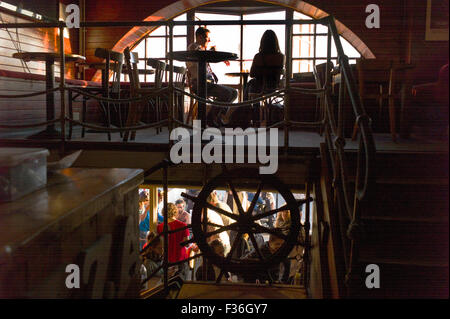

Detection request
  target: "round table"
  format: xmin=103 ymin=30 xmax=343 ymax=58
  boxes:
xmin=167 ymin=50 xmax=238 ymax=128
xmin=226 ymin=72 xmax=250 ymax=102
xmin=13 ymin=52 xmax=86 ymax=139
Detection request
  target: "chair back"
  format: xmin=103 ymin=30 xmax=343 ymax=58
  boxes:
xmin=313 ymin=61 xmax=334 ymax=88
xmin=185 ymin=69 xmax=198 ymax=124
xmin=147 ymin=58 xmax=166 ymax=89
xmin=168 ymin=65 xmax=187 ymax=122
xmin=123 ymin=47 xmax=142 ymax=96
xmin=168 ymin=65 xmax=187 ymax=89
xmin=94 ymin=48 xmax=124 ymax=96
xmin=260 ymin=67 xmax=284 ymax=93
xmin=356 ymin=58 xmax=394 ymax=97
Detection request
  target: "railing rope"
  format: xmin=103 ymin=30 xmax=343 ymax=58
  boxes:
xmin=0 ymin=87 xmax=59 ymax=99
xmin=0 ymin=118 xmax=60 ymax=129
xmin=67 ymin=86 xmax=169 ymax=103
xmin=65 ymin=117 xmax=168 ymax=132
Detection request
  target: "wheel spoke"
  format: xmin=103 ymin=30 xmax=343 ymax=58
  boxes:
xmin=253 ymin=204 xmax=288 ymax=221
xmin=252 ymin=198 xmax=313 ymax=222
xmin=226 ymin=179 xmax=245 ymax=216
xmin=180 ymin=237 xmax=196 ymax=247
xmin=253 ymin=223 xmax=289 ymax=242
xmin=202 ymin=221 xmax=227 ymax=230
xmin=204 ymin=222 xmax=238 ymax=239
xmin=182 ymin=192 xmax=239 ymax=221
xmin=247 ymin=182 xmax=264 ymax=216
xmin=266 ymin=270 xmax=274 ymax=284
xmin=249 ymin=233 xmax=265 ymax=262
xmin=216 ymin=231 xmax=242 ymax=283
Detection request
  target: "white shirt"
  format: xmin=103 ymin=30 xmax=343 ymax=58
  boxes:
xmin=206 ymin=208 xmax=231 ymax=256
xmin=186 ymin=42 xmax=214 ymax=84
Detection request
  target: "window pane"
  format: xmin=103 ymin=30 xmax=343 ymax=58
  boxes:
xmin=220 ymin=60 xmax=241 ymax=85
xmin=133 ymin=40 xmax=146 ymax=59
xmin=292 ymin=60 xmax=313 ymax=73
xmin=293 ymin=11 xmax=313 ymax=34
xmin=293 ymin=21 xmax=315 ymax=35
xmin=293 ymin=11 xmax=312 ymax=19
xmin=242 ymin=60 xmax=252 ymax=73
xmin=150 ymin=26 xmax=166 ymax=36
xmin=147 ymin=37 xmax=166 ymax=58
xmin=173 ymin=36 xmax=187 ymax=51
xmin=315 ymin=35 xmax=336 ymax=58
xmin=293 ymin=35 xmax=314 ymax=58
xmin=316 ymin=22 xmax=328 ymax=34
xmin=340 ymin=36 xmax=360 ymax=58
xmin=243 ymin=11 xmax=286 ymax=60
xmin=173 ymin=13 xmax=186 ymax=36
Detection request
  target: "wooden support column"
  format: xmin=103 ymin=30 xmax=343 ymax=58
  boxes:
xmin=148 ymin=185 xmax=158 ymax=232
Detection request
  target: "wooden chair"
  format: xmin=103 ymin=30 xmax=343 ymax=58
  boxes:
xmin=313 ymin=61 xmax=334 ymax=128
xmin=122 ymin=48 xmax=166 ymax=142
xmin=68 ymin=48 xmax=123 ymax=141
xmin=351 ymin=59 xmax=399 ymax=142
xmin=185 ymin=70 xmax=198 ymax=125
xmin=167 ymin=64 xmax=187 ymax=123
xmin=248 ymin=68 xmax=284 ymax=127
xmin=146 ymin=58 xmax=167 ymax=133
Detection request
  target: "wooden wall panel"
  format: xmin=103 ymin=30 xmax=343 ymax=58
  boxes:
xmin=0 ymin=11 xmax=60 ymax=75
xmin=0 ymin=76 xmax=99 ymax=126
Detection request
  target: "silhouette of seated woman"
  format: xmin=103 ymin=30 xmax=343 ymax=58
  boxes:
xmin=228 ymin=30 xmax=285 ymax=126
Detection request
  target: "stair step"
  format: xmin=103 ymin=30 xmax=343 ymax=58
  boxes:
xmin=363 ymin=182 xmax=449 ymax=220
xmin=362 ymin=215 xmax=449 ymax=224
xmin=375 ymin=177 xmax=448 ymax=185
xmin=358 ymin=218 xmax=449 ymax=264
xmin=345 ymin=151 xmax=449 ymax=179
xmin=359 ymin=255 xmax=449 ymax=268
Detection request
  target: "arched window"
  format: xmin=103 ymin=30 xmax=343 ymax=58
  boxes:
xmin=129 ymin=5 xmax=361 ymax=84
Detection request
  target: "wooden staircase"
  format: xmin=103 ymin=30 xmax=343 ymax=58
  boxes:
xmin=347 ymin=151 xmax=449 ymax=298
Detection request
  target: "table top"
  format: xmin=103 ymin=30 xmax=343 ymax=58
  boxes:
xmin=226 ymin=72 xmax=250 ymax=77
xmin=12 ymin=52 xmax=86 ymax=63
xmin=167 ymin=50 xmax=238 ymax=63
xmin=0 ymin=167 xmax=143 ymax=258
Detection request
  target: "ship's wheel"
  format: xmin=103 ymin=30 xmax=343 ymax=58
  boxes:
xmin=181 ymin=167 xmax=310 ymax=282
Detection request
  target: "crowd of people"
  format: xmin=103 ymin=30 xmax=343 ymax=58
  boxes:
xmin=138 ymin=188 xmax=305 ymax=290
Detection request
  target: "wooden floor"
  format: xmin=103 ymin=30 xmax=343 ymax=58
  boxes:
xmin=176 ymin=281 xmax=308 ymax=299
xmin=0 ymin=126 xmax=447 ymax=154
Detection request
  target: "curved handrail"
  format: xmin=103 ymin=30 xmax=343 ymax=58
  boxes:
xmin=323 ymin=16 xmax=377 ymax=292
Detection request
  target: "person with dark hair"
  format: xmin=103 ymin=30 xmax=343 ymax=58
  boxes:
xmin=175 ymin=198 xmax=192 ymax=238
xmin=248 ymin=30 xmax=285 ymax=94
xmin=195 ymin=239 xmax=231 ymax=282
xmin=240 ymin=234 xmax=287 ymax=284
xmin=140 ymin=232 xmax=178 ymax=288
xmin=175 ymin=198 xmax=191 ymax=225
xmin=186 ymin=26 xmax=237 ymax=126
xmin=239 ymin=30 xmax=285 ymax=126
xmin=138 ymin=191 xmax=150 ymax=250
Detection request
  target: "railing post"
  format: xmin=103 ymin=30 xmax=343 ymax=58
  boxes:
xmin=303 ymin=179 xmax=311 ymax=288
xmin=59 ymin=23 xmax=66 ymax=155
xmin=163 ymin=163 xmax=169 ymax=291
xmin=284 ymin=10 xmax=293 ymax=154
xmin=168 ymin=21 xmax=174 ymax=145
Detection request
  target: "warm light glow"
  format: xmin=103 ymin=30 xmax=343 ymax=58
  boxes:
xmin=20 ymin=9 xmax=34 ymax=17
xmin=0 ymin=1 xmax=17 ymax=11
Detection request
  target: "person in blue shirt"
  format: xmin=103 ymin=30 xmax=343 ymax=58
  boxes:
xmin=139 ymin=191 xmax=150 ymax=250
